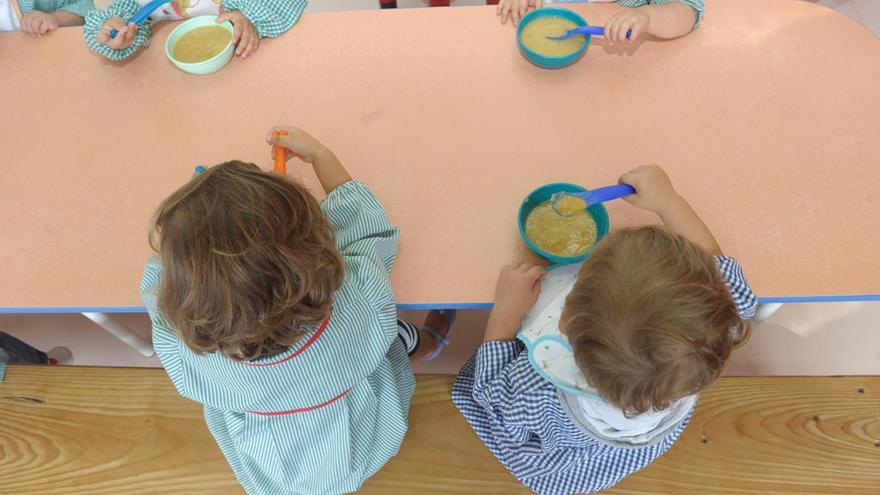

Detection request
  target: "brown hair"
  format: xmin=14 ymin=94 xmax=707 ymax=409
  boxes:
xmin=149 ymin=161 xmax=344 ymax=361
xmin=562 ymin=226 xmax=750 ymax=415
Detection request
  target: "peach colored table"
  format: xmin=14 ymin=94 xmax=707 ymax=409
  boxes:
xmin=1 ymin=0 xmax=878 ymax=313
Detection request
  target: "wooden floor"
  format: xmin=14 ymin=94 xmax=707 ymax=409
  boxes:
xmin=0 ymin=366 xmax=878 ymax=495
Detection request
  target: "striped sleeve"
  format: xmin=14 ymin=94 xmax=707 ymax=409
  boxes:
xmin=139 ymin=257 xmax=187 ymax=393
xmin=222 ymin=0 xmax=307 ymax=38
xmin=618 ymin=0 xmax=704 ymax=30
xmin=30 ymin=0 xmax=94 ymax=18
xmin=321 ymin=180 xmax=399 ymax=310
xmin=716 ymin=256 xmax=758 ymax=320
xmin=83 ymin=0 xmax=152 ymax=61
xmin=321 ymin=180 xmax=399 ymax=272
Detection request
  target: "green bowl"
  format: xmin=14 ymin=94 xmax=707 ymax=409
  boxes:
xmin=165 ymin=16 xmax=234 ymax=75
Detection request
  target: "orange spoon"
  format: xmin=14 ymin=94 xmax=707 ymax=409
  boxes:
xmin=272 ymin=131 xmax=288 ymax=175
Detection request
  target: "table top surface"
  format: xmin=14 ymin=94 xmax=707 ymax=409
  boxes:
xmin=1 ymin=0 xmax=879 ymax=312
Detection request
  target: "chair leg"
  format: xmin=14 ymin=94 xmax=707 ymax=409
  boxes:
xmin=754 ymin=303 xmax=784 ymax=323
xmin=82 ymin=312 xmax=155 ymax=357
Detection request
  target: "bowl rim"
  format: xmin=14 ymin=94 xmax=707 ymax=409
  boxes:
xmin=516 ymin=7 xmax=590 ymax=62
xmin=518 ymin=182 xmax=609 ymax=264
xmin=165 ymin=16 xmax=235 ymax=68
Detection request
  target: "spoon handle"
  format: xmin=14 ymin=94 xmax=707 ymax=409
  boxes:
xmin=583 ymin=184 xmax=636 ymax=206
xmin=568 ymin=26 xmax=606 ymax=37
xmin=110 ymin=0 xmax=172 ymax=38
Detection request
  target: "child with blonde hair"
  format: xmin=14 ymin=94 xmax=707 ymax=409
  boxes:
xmin=453 ymin=165 xmax=757 ymax=495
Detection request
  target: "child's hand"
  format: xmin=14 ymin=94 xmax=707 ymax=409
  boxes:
xmin=604 ymin=8 xmax=650 ymax=44
xmin=497 ymin=0 xmax=542 ymax=26
xmin=484 ymin=262 xmax=546 ymax=341
xmin=96 ymin=18 xmax=137 ymax=50
xmin=21 ymin=11 xmax=59 ymax=37
xmin=216 ymin=7 xmax=259 ymax=58
xmin=266 ymin=126 xmax=328 ymax=164
xmin=619 ymin=164 xmax=682 ymax=214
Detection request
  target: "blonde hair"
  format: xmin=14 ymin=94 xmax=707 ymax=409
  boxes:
xmin=563 ymin=226 xmax=750 ymax=415
xmin=149 ymin=161 xmax=344 ymax=361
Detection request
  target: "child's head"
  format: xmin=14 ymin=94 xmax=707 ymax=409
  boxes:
xmin=149 ymin=161 xmax=344 ymax=361
xmin=562 ymin=226 xmax=749 ymax=415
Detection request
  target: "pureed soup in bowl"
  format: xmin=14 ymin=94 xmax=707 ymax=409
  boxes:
xmin=525 ymin=197 xmax=597 ymax=258
xmin=173 ymin=25 xmax=232 ymax=63
xmin=165 ymin=16 xmax=235 ymax=75
xmin=520 ymin=16 xmax=584 ymax=58
xmin=518 ymin=183 xmax=609 ymax=264
xmin=516 ymin=8 xmax=590 ymax=69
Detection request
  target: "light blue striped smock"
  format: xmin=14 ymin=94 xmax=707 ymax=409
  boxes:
xmin=452 ymin=256 xmax=757 ymax=495
xmin=140 ymin=180 xmax=415 ymax=495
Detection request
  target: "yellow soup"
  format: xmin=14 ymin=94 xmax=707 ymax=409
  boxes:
xmin=525 ymin=199 xmax=597 ymax=258
xmin=173 ymin=25 xmax=232 ymax=64
xmin=521 ymin=16 xmax=584 ymax=58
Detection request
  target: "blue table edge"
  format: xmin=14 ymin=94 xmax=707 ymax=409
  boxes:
xmin=2 ymin=295 xmax=879 ymax=314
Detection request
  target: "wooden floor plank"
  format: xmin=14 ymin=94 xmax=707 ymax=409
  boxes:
xmin=1 ymin=366 xmax=877 ymax=494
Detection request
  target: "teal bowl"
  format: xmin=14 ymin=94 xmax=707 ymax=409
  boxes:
xmin=518 ymin=183 xmax=609 ymax=265
xmin=165 ymin=16 xmax=234 ymax=75
xmin=516 ymin=8 xmax=590 ymax=69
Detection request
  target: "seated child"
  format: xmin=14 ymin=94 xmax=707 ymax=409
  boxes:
xmin=140 ymin=127 xmax=451 ymax=495
xmin=496 ymin=0 xmax=703 ymax=44
xmin=452 ymin=164 xmax=757 ymax=495
xmin=1 ymin=0 xmax=92 ymax=36
xmin=84 ymin=0 xmax=308 ymax=60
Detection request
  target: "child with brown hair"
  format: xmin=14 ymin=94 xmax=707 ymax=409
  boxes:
xmin=140 ymin=126 xmax=452 ymax=495
xmin=452 ymin=164 xmax=757 ymax=495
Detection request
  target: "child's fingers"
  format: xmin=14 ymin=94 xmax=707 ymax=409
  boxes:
xmin=124 ymin=24 xmax=137 ymax=46
xmin=525 ymin=265 xmax=546 ymax=284
xmin=616 ymin=19 xmax=633 ymax=44
xmin=514 ymin=2 xmax=524 ymax=26
xmin=230 ymin=18 xmax=243 ymax=46
xmin=499 ymin=1 xmax=510 ymax=24
xmin=629 ymin=23 xmax=643 ymax=42
xmin=239 ymin=31 xmax=252 ymax=57
xmin=245 ymin=32 xmax=259 ymax=57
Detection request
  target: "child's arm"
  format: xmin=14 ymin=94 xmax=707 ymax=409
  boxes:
xmin=619 ymin=164 xmax=722 ymax=256
xmin=606 ymin=0 xmax=703 ymax=44
xmin=221 ymin=0 xmax=307 ymax=39
xmin=19 ymin=0 xmax=91 ymax=36
xmin=484 ymin=262 xmax=546 ymax=342
xmin=83 ymin=0 xmax=152 ymax=61
xmin=267 ymin=126 xmax=398 ymax=280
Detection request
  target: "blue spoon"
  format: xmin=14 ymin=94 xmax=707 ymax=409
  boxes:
xmin=550 ymin=184 xmax=636 ymax=217
xmin=547 ymin=25 xmax=631 ymax=41
xmin=109 ymin=0 xmax=172 ymax=39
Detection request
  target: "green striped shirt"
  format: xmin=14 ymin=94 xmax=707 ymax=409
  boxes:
xmin=84 ymin=0 xmax=307 ymax=61
xmin=140 ymin=180 xmax=415 ymax=495
xmin=19 ymin=0 xmax=94 ymax=19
